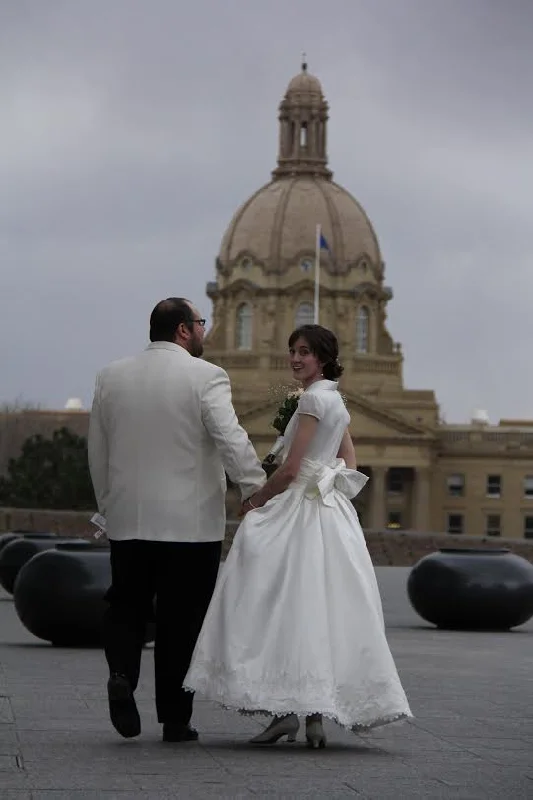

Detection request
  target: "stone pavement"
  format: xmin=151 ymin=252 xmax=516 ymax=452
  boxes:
xmin=0 ymin=567 xmax=531 ymax=799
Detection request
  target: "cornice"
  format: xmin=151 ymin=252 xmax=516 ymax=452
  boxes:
xmin=343 ymin=389 xmax=436 ymax=438
xmin=215 ymin=248 xmax=381 ymax=279
xmin=236 ymin=388 xmax=436 ymax=441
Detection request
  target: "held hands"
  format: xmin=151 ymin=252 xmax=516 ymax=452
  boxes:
xmin=239 ymin=495 xmax=262 ymax=517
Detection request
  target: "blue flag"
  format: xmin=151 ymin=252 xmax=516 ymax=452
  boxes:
xmin=319 ymin=233 xmax=330 ymax=252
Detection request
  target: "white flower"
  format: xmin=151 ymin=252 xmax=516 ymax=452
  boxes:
xmin=287 ymin=388 xmax=304 ymax=399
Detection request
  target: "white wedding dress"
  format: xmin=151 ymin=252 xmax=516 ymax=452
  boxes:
xmin=184 ymin=380 xmax=412 ymax=732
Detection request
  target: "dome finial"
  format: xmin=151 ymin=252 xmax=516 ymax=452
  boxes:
xmin=301 ymin=52 xmax=307 ymax=72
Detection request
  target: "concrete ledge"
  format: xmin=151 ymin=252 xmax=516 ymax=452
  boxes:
xmin=0 ymin=507 xmax=95 ymax=537
xmin=359 ymin=528 xmax=533 ymax=566
xmin=2 ymin=507 xmax=533 ymax=565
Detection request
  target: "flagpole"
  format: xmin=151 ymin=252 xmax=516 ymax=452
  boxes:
xmin=314 ymin=223 xmax=321 ymax=324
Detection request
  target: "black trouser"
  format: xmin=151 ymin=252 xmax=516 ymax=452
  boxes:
xmin=104 ymin=539 xmax=221 ymax=725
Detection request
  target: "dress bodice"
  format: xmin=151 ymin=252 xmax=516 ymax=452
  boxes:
xmin=283 ymin=380 xmax=350 ymax=465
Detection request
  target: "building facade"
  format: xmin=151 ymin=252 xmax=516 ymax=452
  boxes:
xmin=202 ymin=62 xmax=533 ymax=539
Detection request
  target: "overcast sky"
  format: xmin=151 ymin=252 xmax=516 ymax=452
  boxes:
xmin=1 ymin=0 xmax=531 ymax=423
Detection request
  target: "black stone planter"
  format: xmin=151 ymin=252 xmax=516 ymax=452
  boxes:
xmin=407 ymin=548 xmax=533 ymax=631
xmin=0 ymin=534 xmax=73 ymax=595
xmin=0 ymin=531 xmax=56 ymax=556
xmin=13 ymin=541 xmax=154 ymax=647
xmin=0 ymin=533 xmax=24 ymax=554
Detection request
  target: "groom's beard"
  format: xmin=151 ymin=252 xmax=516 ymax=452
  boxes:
xmin=189 ymin=335 xmax=204 ymax=359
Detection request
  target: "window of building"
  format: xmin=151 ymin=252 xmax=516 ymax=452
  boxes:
xmin=524 ymin=476 xmax=533 ymax=498
xmin=300 ymin=123 xmax=308 ymax=148
xmin=235 ymin=303 xmax=253 ymax=350
xmin=447 ymin=513 xmax=464 ymax=534
xmin=355 ymin=306 xmax=369 ymax=353
xmin=295 ymin=302 xmax=314 ymax=328
xmin=240 ymin=257 xmax=252 ymax=270
xmin=300 ymin=258 xmax=313 ymax=274
xmin=524 ymin=517 xmax=533 ymax=540
xmin=486 ymin=475 xmax=501 ymax=498
xmin=447 ymin=474 xmax=465 ymax=497
xmin=387 ymin=511 xmax=402 ymax=529
xmin=486 ymin=514 xmax=501 ymax=537
xmin=387 ymin=468 xmax=403 ymax=494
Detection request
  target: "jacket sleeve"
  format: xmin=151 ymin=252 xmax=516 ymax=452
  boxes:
xmin=200 ymin=369 xmax=266 ymax=500
xmin=87 ymin=373 xmax=108 ymax=514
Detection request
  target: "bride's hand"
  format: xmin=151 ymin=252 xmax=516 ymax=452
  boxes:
xmin=240 ymin=496 xmax=261 ymax=516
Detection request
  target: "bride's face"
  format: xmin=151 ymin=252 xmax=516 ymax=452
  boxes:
xmin=289 ymin=337 xmax=323 ymax=387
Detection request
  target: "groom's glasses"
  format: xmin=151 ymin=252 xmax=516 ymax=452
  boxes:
xmin=192 ymin=318 xmax=206 ymax=327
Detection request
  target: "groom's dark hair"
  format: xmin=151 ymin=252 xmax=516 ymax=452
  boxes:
xmin=149 ymin=298 xmax=194 ymax=342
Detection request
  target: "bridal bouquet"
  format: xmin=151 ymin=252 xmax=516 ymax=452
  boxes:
xmin=273 ymin=387 xmax=303 ymax=434
xmin=263 ymin=387 xmax=303 ymax=466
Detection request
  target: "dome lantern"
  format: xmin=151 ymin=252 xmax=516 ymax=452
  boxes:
xmin=272 ymin=61 xmax=332 ymax=182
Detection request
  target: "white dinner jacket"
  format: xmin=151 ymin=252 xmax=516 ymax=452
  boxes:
xmin=88 ymin=341 xmax=266 ymax=542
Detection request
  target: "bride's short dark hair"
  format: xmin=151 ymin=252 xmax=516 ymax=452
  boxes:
xmin=288 ymin=325 xmax=344 ymax=380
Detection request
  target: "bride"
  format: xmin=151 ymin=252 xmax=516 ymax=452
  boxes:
xmin=184 ymin=324 xmax=412 ymax=748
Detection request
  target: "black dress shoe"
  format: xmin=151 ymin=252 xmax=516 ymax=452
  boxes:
xmin=107 ymin=673 xmax=141 ymax=738
xmin=162 ymin=723 xmax=199 ymax=743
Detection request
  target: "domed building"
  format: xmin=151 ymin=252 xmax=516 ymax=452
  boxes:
xmin=203 ymin=62 xmax=533 ymax=537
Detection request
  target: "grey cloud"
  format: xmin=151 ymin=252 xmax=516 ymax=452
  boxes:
xmin=1 ymin=0 xmax=532 ymax=422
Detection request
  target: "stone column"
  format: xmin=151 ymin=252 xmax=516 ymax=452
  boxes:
xmin=370 ymin=467 xmax=386 ymax=530
xmin=413 ymin=467 xmax=431 ymax=531
xmin=281 ymin=118 xmax=290 ymax=159
xmin=295 ymin=112 xmax=301 ymax=158
xmin=278 ymin=119 xmax=284 ymax=160
xmin=309 ymin=115 xmax=317 ymax=156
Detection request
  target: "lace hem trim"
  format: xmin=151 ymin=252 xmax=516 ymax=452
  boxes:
xmin=183 ymin=673 xmax=413 ymax=734
xmin=231 ymin=705 xmax=412 ymax=734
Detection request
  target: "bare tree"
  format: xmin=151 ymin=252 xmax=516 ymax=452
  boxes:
xmin=0 ymin=397 xmax=44 ymax=478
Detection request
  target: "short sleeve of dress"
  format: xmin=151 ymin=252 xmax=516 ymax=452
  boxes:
xmin=297 ymin=391 xmax=324 ymax=420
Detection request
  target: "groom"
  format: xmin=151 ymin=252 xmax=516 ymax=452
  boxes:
xmin=88 ymin=297 xmax=265 ymax=742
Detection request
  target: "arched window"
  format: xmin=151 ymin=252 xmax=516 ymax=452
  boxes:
xmin=236 ymin=304 xmax=253 ymax=350
xmin=295 ymin=302 xmax=314 ymax=328
xmin=356 ymin=306 xmax=369 ymax=353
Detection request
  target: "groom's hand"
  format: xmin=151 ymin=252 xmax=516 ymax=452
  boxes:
xmin=240 ymin=500 xmax=252 ymax=517
xmin=240 ymin=496 xmax=259 ymax=516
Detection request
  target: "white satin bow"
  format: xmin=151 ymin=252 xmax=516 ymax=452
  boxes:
xmin=299 ymin=459 xmax=369 ymax=507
